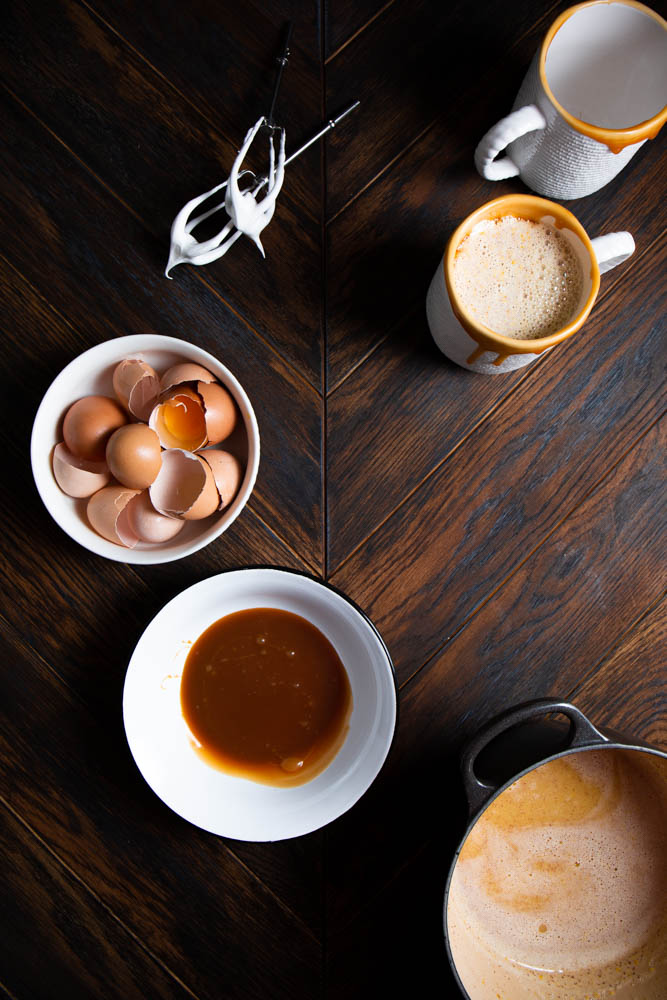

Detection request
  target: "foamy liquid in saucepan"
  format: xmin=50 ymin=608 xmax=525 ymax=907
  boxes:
xmin=451 ymin=216 xmax=584 ymax=340
xmin=447 ymin=750 xmax=667 ymax=1000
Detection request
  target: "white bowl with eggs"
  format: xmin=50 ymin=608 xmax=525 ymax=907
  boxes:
xmin=123 ymin=568 xmax=398 ymax=841
xmin=31 ymin=335 xmax=259 ymax=564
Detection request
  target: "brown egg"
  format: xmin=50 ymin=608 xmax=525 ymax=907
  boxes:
xmin=149 ymin=449 xmax=220 ymax=520
xmin=106 ymin=424 xmax=162 ymax=489
xmin=197 ymin=450 xmax=243 ymax=509
xmin=113 ymin=359 xmax=160 ymax=421
xmin=63 ymin=395 xmax=127 ymax=462
xmin=87 ymin=485 xmax=141 ymax=547
xmin=196 ymin=382 xmax=236 ymax=444
xmin=52 ymin=442 xmax=111 ymax=498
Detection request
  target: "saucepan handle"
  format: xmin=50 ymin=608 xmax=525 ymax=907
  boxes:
xmin=460 ymin=698 xmax=608 ymax=817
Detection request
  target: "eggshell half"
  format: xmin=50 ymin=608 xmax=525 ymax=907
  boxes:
xmin=87 ymin=485 xmax=141 ymax=547
xmin=125 ymin=491 xmax=185 ymax=543
xmin=149 ymin=449 xmax=219 ymax=520
xmin=149 ymin=388 xmax=208 ymax=451
xmin=113 ymin=359 xmax=160 ymax=421
xmin=160 ymin=363 xmax=215 ymax=393
xmin=52 ymin=442 xmax=111 ymax=498
xmin=106 ymin=424 xmax=162 ymax=489
xmin=196 ymin=381 xmax=236 ymax=445
xmin=197 ymin=450 xmax=243 ymax=509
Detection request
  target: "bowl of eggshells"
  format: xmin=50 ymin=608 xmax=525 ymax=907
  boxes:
xmin=31 ymin=335 xmax=259 ymax=564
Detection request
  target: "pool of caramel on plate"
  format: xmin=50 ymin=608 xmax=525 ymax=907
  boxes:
xmin=180 ymin=608 xmax=352 ymax=787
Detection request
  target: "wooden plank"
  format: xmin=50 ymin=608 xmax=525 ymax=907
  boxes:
xmin=325 ymin=100 xmax=667 ymax=388
xmin=330 ymin=237 xmax=666 ymax=674
xmin=87 ymin=0 xmax=322 ymax=223
xmin=569 ymin=597 xmax=667 ymax=748
xmin=1 ymin=805 xmax=193 ymax=1000
xmin=326 ymin=839 xmax=457 ymax=999
xmin=324 ymin=0 xmax=391 ymax=59
xmin=0 ymin=625 xmax=322 ymax=999
xmin=325 ymin=418 xmax=666 ymax=927
xmin=326 ymin=314 xmax=527 ymax=567
xmin=0 ymin=92 xmax=322 ymax=568
xmin=324 ymin=0 xmax=561 ymax=220
xmin=1 ymin=0 xmax=323 ymax=387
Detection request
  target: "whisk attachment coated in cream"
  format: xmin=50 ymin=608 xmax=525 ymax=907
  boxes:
xmin=165 ymin=100 xmax=359 ymax=277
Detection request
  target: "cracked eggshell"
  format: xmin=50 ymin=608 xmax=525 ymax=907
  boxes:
xmin=196 ymin=381 xmax=236 ymax=445
xmin=149 ymin=449 xmax=220 ymax=520
xmin=197 ymin=450 xmax=243 ymax=509
xmin=87 ymin=485 xmax=141 ymax=547
xmin=52 ymin=442 xmax=111 ymax=498
xmin=106 ymin=424 xmax=162 ymax=489
xmin=149 ymin=387 xmax=208 ymax=451
xmin=160 ymin=363 xmax=215 ymax=393
xmin=125 ymin=491 xmax=185 ymax=543
xmin=113 ymin=359 xmax=160 ymax=421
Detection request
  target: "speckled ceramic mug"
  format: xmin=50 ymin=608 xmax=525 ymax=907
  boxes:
xmin=475 ymin=1 xmax=667 ymax=200
xmin=425 ymin=193 xmax=634 ymax=374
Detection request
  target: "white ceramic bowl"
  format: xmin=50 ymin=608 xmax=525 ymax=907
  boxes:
xmin=122 ymin=569 xmax=397 ymax=841
xmin=31 ymin=335 xmax=259 ymax=564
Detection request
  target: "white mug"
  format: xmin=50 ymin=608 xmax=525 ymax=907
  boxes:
xmin=475 ymin=1 xmax=667 ymax=200
xmin=426 ymin=194 xmax=635 ymax=375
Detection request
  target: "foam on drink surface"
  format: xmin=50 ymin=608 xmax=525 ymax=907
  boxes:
xmin=447 ymin=750 xmax=667 ymax=999
xmin=451 ymin=216 xmax=584 ymax=340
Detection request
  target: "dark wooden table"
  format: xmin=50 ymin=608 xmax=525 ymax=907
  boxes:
xmin=2 ymin=0 xmax=665 ymax=997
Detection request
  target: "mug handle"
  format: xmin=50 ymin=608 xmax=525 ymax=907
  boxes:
xmin=474 ymin=105 xmax=546 ymax=180
xmin=460 ymin=698 xmax=608 ymax=816
xmin=590 ymin=232 xmax=635 ymax=275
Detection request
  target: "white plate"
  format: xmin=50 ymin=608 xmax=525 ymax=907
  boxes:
xmin=123 ymin=569 xmax=397 ymax=841
xmin=31 ymin=334 xmax=259 ymax=564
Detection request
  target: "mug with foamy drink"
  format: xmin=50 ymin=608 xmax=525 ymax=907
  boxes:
xmin=475 ymin=1 xmax=667 ymax=200
xmin=444 ymin=699 xmax=667 ymax=1000
xmin=426 ymin=194 xmax=634 ymax=374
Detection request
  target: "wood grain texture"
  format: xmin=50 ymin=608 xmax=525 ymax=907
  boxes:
xmin=325 ymin=416 xmax=666 ymax=929
xmin=1 ymin=805 xmax=193 ymax=1000
xmin=87 ymin=0 xmax=323 ymax=222
xmin=324 ymin=0 xmax=393 ymax=59
xmin=0 ymin=92 xmax=322 ymax=568
xmin=324 ymin=0 xmax=562 ymax=220
xmin=0 ymin=625 xmax=321 ymax=1000
xmin=2 ymin=0 xmax=665 ymax=996
xmin=570 ymin=597 xmax=667 ymax=748
xmin=330 ymin=237 xmax=666 ymax=674
xmin=2 ymin=0 xmax=323 ymax=387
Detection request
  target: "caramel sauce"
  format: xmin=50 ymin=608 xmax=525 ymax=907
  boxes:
xmin=180 ymin=608 xmax=352 ymax=787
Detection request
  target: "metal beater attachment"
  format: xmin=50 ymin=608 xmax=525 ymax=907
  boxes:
xmin=165 ymin=105 xmax=359 ymax=276
xmin=166 ymin=102 xmax=360 ymax=276
xmin=166 ymin=115 xmax=287 ymax=276
xmin=165 ymin=25 xmax=360 ymax=276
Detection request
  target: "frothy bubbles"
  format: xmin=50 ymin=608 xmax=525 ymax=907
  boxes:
xmin=451 ymin=216 xmax=584 ymax=341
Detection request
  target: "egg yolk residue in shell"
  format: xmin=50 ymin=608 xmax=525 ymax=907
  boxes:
xmin=161 ymin=393 xmax=207 ymax=450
